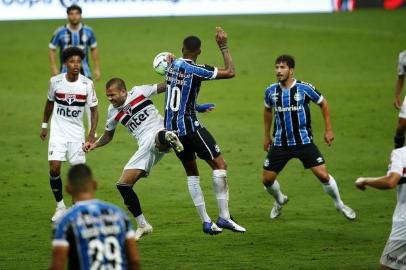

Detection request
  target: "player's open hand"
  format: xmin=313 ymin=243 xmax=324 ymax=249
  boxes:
xmin=40 ymin=128 xmax=48 ymax=141
xmin=355 ymin=177 xmax=367 ymax=190
xmin=82 ymin=142 xmax=96 ymax=152
xmin=263 ymin=137 xmax=272 ymax=152
xmin=394 ymin=96 xmax=401 ymax=110
xmin=324 ymin=130 xmax=334 ymax=146
xmin=215 ymin=27 xmax=228 ymax=48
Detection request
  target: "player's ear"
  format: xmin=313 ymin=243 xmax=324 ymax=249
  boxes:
xmin=197 ymin=49 xmax=201 ymax=55
xmin=91 ymin=180 xmax=97 ymax=192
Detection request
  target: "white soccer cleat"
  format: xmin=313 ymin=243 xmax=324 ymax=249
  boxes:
xmin=337 ymin=204 xmax=356 ymax=220
xmin=270 ymin=195 xmax=288 ymax=219
xmin=134 ymin=223 xmax=153 ymax=241
xmin=51 ymin=206 xmax=67 ymax=222
xmin=216 ymin=217 xmax=246 ymax=233
xmin=165 ymin=131 xmax=184 ymax=152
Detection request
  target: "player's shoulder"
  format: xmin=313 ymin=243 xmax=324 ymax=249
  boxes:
xmin=399 ymin=50 xmax=406 ymax=61
xmin=53 ymin=25 xmax=67 ymax=35
xmin=50 ymin=73 xmax=65 ymax=84
xmin=96 ymin=200 xmax=126 ymax=215
xmin=392 ymin=147 xmax=406 ymax=157
xmin=265 ymin=83 xmax=279 ymax=92
xmin=296 ymin=80 xmax=317 ymax=90
xmin=82 ymin=24 xmax=95 ymax=33
xmin=79 ymin=74 xmax=93 ymax=85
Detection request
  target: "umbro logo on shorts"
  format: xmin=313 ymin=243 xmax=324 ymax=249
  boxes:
xmin=264 ymin=159 xmax=270 ymax=167
xmin=215 ymin=144 xmax=221 ymax=153
xmin=317 ymin=157 xmax=324 ymax=163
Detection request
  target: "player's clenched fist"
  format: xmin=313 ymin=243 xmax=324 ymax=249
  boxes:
xmin=215 ymin=27 xmax=228 ymax=49
xmin=82 ymin=141 xmax=96 ymax=152
xmin=40 ymin=128 xmax=48 ymax=141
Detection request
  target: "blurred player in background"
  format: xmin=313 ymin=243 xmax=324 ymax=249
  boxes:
xmin=49 ymin=164 xmax=140 ymax=270
xmin=164 ymin=27 xmax=246 ymax=235
xmin=83 ymin=78 xmax=185 ymax=241
xmin=262 ymin=55 xmax=356 ymax=220
xmin=355 ymin=148 xmax=406 ymax=270
xmin=49 ymin=4 xmax=100 ymax=133
xmin=40 ymin=47 xmax=98 ymax=222
xmin=393 ymin=50 xmax=406 ymax=148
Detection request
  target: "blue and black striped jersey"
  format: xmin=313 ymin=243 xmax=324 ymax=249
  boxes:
xmin=264 ymin=80 xmax=323 ymax=147
xmin=52 ymin=199 xmax=135 ymax=270
xmin=49 ymin=23 xmax=97 ymax=78
xmin=164 ymin=58 xmax=218 ymax=136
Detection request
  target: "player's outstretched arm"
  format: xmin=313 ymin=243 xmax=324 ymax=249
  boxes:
xmin=394 ymin=74 xmax=405 ymax=109
xmin=83 ymin=129 xmax=115 ymax=152
xmin=263 ymin=107 xmax=273 ymax=151
xmin=319 ymin=99 xmax=334 ymax=146
xmin=40 ymin=100 xmax=54 ymax=141
xmin=355 ymin=172 xmax=401 ymax=190
xmin=48 ymin=246 xmax=68 ymax=270
xmin=125 ymin=238 xmax=141 ymax=270
xmin=214 ymin=27 xmax=235 ymax=79
xmin=87 ymin=106 xmax=99 ymax=143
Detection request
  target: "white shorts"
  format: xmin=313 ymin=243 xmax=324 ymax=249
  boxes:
xmin=399 ymin=97 xmax=406 ymax=119
xmin=48 ymin=140 xmax=85 ymax=165
xmin=124 ymin=135 xmax=165 ymax=176
xmin=380 ymin=240 xmax=406 ymax=269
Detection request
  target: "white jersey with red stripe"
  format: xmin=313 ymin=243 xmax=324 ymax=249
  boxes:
xmin=387 ymin=147 xmax=406 ymax=240
xmin=105 ymin=84 xmax=163 ymax=144
xmin=48 ymin=73 xmax=98 ymax=143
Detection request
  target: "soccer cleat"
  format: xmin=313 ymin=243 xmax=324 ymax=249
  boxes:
xmin=202 ymin=222 xmax=223 ymax=235
xmin=134 ymin=222 xmax=153 ymax=241
xmin=51 ymin=206 xmax=67 ymax=222
xmin=216 ymin=217 xmax=246 ymax=233
xmin=337 ymin=204 xmax=356 ymax=220
xmin=165 ymin=131 xmax=184 ymax=152
xmin=270 ymin=195 xmax=289 ymax=219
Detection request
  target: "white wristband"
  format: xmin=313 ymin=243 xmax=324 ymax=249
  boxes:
xmin=41 ymin=123 xmax=48 ymax=129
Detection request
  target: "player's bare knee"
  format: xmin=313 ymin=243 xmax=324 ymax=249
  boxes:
xmin=316 ymin=173 xmax=330 ymax=183
xmin=49 ymin=166 xmax=61 ymax=177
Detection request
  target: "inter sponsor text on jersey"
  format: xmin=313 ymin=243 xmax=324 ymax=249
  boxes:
xmin=264 ymin=80 xmax=323 ymax=147
xmin=387 ymin=147 xmax=406 ymax=241
xmin=49 ymin=24 xmax=97 ymax=78
xmin=52 ymin=199 xmax=135 ymax=270
xmin=105 ymin=84 xmax=163 ymax=144
xmin=398 ymin=50 xmax=406 ymax=76
xmin=48 ymin=73 xmax=98 ymax=143
xmin=164 ymin=58 xmax=218 ymax=136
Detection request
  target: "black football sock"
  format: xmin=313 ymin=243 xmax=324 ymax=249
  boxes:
xmin=50 ymin=175 xmax=63 ymax=202
xmin=394 ymin=135 xmax=405 ymax=149
xmin=116 ymin=183 xmax=142 ymax=218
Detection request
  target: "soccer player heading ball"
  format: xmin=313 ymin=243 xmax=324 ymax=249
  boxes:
xmin=262 ymin=55 xmax=356 ymax=220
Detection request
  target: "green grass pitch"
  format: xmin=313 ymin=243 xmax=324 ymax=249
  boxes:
xmin=0 ymin=9 xmax=406 ymax=269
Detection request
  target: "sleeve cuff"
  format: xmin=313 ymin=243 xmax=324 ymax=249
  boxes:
xmin=210 ymin=67 xmax=218 ymax=80
xmin=316 ymin=96 xmax=324 ymax=104
xmin=90 ymin=42 xmax=97 ymax=48
xmin=49 ymin=43 xmax=57 ymax=49
xmin=52 ymin=239 xmax=69 ymax=247
xmin=264 ymin=101 xmax=271 ymax=108
xmin=126 ymin=230 xmax=135 ymax=239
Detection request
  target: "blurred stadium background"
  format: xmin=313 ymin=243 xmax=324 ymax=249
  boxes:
xmin=0 ymin=0 xmax=406 ymax=269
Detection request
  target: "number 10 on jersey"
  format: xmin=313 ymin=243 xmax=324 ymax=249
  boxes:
xmin=166 ymin=85 xmax=181 ymax=112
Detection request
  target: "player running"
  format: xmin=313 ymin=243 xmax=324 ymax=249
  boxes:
xmin=40 ymin=47 xmax=98 ymax=222
xmin=83 ymin=78 xmax=187 ymax=241
xmin=164 ymin=27 xmax=246 ymax=234
xmin=356 ymin=147 xmax=406 ymax=270
xmin=49 ymin=164 xmax=140 ymax=270
xmin=262 ymin=55 xmax=356 ymax=220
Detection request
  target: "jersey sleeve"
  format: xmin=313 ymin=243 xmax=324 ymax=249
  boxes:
xmin=49 ymin=28 xmax=61 ymax=49
xmin=303 ymin=84 xmax=323 ymax=104
xmin=388 ymin=149 xmax=405 ymax=176
xmin=131 ymin=84 xmax=158 ymax=98
xmin=47 ymin=79 xmax=56 ymax=101
xmin=52 ymin=217 xmax=71 ymax=247
xmin=88 ymin=28 xmax=97 ymax=48
xmin=190 ymin=63 xmax=218 ymax=80
xmin=87 ymin=82 xmax=98 ymax=107
xmin=264 ymin=88 xmax=272 ymax=108
xmin=397 ymin=51 xmax=406 ymax=76
xmin=105 ymin=106 xmax=118 ymax=131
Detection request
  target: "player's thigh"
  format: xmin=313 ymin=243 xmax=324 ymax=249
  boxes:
xmin=119 ymin=169 xmax=147 ymax=185
xmin=48 ymin=140 xmax=68 ymax=162
xmin=263 ymin=146 xmax=291 ymax=173
xmin=67 ymin=142 xmax=86 ymax=165
xmin=192 ymin=128 xmax=221 ymax=161
xmin=124 ymin=140 xmax=165 ymax=177
xmin=175 ymin=134 xmax=197 ymax=164
xmin=380 ymin=240 xmax=406 ymax=270
xmin=296 ymin=143 xmax=325 ymax=170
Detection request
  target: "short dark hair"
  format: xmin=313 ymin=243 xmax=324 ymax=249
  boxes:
xmin=67 ymin=164 xmax=93 ymax=190
xmin=275 ymin=55 xmax=295 ymax=68
xmin=105 ymin=78 xmax=127 ymax=91
xmin=62 ymin=47 xmax=84 ymax=63
xmin=67 ymin=4 xmax=82 ymax=14
xmin=183 ymin=36 xmax=201 ymax=52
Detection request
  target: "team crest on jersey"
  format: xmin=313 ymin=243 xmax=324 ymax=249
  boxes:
xmin=122 ymin=104 xmax=133 ymax=116
xmin=65 ymin=94 xmax=76 ymax=105
xmin=271 ymin=93 xmax=279 ymax=102
xmin=294 ymin=93 xmax=302 ymax=101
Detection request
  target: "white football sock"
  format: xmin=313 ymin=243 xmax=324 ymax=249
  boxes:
xmin=322 ymin=175 xmax=344 ymax=209
xmin=187 ymin=176 xmax=211 ymax=223
xmin=212 ymin=169 xmax=230 ymax=220
xmin=56 ymin=200 xmax=65 ymax=209
xmin=264 ymin=180 xmax=284 ymax=205
xmin=135 ymin=214 xmax=148 ymax=228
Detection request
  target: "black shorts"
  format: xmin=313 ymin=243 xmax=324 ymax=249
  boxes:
xmin=263 ymin=143 xmax=325 ymax=172
xmin=175 ymin=128 xmax=221 ymax=162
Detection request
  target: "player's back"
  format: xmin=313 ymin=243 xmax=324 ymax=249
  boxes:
xmin=53 ymin=199 xmax=134 ymax=270
xmin=164 ymin=58 xmax=217 ymax=136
